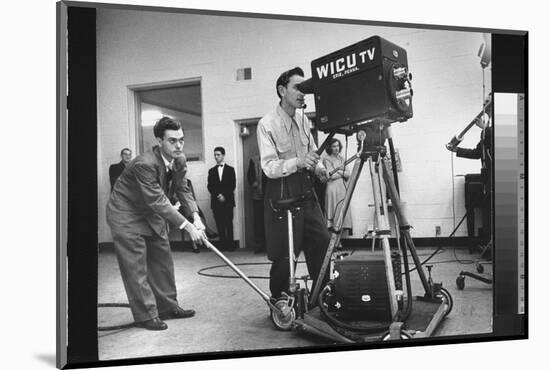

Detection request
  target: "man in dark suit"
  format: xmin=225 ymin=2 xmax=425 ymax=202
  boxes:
xmin=448 ymin=113 xmax=493 ymax=245
xmin=106 ymin=117 xmax=206 ymax=331
xmin=207 ymin=146 xmax=236 ymax=251
xmin=108 ymin=148 xmax=133 ymax=190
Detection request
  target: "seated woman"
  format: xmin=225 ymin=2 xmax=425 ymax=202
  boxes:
xmin=322 ymin=138 xmax=352 ymax=240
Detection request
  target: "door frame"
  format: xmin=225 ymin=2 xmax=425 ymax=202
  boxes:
xmin=127 ymin=77 xmax=203 ymax=156
xmin=234 ymin=113 xmax=318 ymax=250
xmin=234 ymin=117 xmax=261 ymax=250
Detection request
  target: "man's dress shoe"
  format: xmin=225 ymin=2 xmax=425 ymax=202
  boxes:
xmin=159 ymin=307 xmax=196 ymax=320
xmin=134 ymin=317 xmax=167 ymax=331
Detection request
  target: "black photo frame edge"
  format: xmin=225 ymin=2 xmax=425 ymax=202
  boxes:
xmin=57 ymin=1 xmax=528 ymax=368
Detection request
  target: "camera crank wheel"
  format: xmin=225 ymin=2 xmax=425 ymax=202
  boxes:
xmin=270 ymin=298 xmax=296 ymax=331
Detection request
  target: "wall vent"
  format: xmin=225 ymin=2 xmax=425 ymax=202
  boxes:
xmin=237 ymin=67 xmax=252 ymax=81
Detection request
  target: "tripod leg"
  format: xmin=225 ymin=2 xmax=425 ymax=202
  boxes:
xmin=310 ymin=156 xmax=366 ymax=305
xmin=380 ymin=160 xmax=431 ymax=295
xmin=369 ymin=158 xmax=398 ymax=317
xmin=371 ymin=216 xmax=377 ymax=252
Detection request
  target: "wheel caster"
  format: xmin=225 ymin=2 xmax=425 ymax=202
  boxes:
xmin=380 ymin=330 xmax=412 ymax=340
xmin=437 ymin=287 xmax=453 ymax=316
xmin=476 ymin=263 xmax=484 ymax=274
xmin=270 ymin=298 xmax=296 ymax=331
xmin=456 ymin=275 xmax=465 ymax=290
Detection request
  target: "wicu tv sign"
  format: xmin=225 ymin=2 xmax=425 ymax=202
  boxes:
xmin=315 ymin=47 xmax=377 ymax=81
xmin=307 ymin=36 xmax=412 ymax=132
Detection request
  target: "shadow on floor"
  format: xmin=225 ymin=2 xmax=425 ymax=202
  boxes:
xmin=33 ymin=353 xmax=56 ymax=367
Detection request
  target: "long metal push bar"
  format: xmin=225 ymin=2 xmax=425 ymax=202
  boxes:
xmin=201 ymin=238 xmax=280 ymax=312
xmin=287 ymin=209 xmax=297 ymax=293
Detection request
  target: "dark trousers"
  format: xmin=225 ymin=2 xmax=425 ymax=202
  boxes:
xmin=466 ymin=191 xmax=492 ymax=244
xmin=213 ymin=205 xmax=234 ymax=248
xmin=111 ymin=230 xmax=179 ymax=322
xmin=253 ymin=199 xmax=265 ymax=252
xmin=466 ymin=206 xmax=476 ymax=237
xmin=264 ymin=172 xmax=330 ymax=298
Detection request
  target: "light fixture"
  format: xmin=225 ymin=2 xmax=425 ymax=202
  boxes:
xmin=239 ymin=125 xmax=250 ymax=137
xmin=141 ymin=110 xmax=164 ymax=126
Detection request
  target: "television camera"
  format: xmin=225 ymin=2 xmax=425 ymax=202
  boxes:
xmin=285 ymin=35 xmax=453 ymax=341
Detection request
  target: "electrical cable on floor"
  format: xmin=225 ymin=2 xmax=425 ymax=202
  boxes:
xmin=401 ymin=212 xmax=472 ymax=275
xmin=197 ymin=247 xmax=455 ymax=281
xmin=452 ymin=246 xmax=476 ymax=265
xmin=197 ymin=261 xmax=307 ymax=279
xmin=97 ymin=303 xmax=135 ymax=331
xmin=412 ymin=259 xmax=474 ymax=265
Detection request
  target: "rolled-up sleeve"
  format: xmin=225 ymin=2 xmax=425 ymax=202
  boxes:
xmin=257 ymin=119 xmax=298 ymax=179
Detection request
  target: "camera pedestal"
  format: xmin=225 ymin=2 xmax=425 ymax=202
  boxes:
xmin=301 ymin=125 xmax=452 ymax=341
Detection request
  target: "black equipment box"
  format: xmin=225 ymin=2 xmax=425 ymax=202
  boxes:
xmin=309 ymin=36 xmax=413 ymax=132
xmin=333 ymin=254 xmax=392 ymax=321
xmin=465 ymin=173 xmax=484 ymax=208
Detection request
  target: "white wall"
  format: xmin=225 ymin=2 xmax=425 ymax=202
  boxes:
xmin=97 ymin=9 xmax=487 ymax=243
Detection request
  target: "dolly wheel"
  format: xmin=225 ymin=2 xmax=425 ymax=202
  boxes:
xmin=270 ymin=298 xmax=296 ymax=331
xmin=456 ymin=276 xmax=465 ymax=290
xmin=439 ymin=287 xmax=453 ymax=317
xmin=380 ymin=330 xmax=412 ymax=340
xmin=476 ymin=263 xmax=485 ymax=274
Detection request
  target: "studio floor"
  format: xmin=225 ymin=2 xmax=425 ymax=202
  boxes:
xmin=97 ymin=245 xmax=493 ymax=361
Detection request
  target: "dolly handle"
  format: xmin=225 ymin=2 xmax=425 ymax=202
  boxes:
xmin=202 ymin=239 xmax=273 ymax=303
xmin=316 ymin=131 xmax=336 ymax=156
xmin=328 ymin=153 xmax=358 ymax=176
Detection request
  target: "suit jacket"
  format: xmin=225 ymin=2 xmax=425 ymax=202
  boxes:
xmin=109 ymin=161 xmax=126 ymax=190
xmin=456 ymin=126 xmax=493 ymax=181
xmin=106 ymin=146 xmax=187 ymax=239
xmin=169 ymin=154 xmax=199 ymax=219
xmin=207 ymin=164 xmax=236 ymax=209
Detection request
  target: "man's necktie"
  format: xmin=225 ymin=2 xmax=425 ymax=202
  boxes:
xmin=165 ymin=169 xmax=173 ymax=194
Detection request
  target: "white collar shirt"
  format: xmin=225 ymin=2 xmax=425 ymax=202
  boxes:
xmin=217 ymin=163 xmax=225 ymax=181
xmin=257 ymin=104 xmax=324 ymax=179
xmin=161 ymin=153 xmax=174 ymax=172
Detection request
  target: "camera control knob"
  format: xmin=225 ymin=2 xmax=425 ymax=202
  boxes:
xmin=393 ymin=67 xmax=408 ymax=80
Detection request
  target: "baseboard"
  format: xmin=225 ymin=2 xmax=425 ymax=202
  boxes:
xmin=342 ymin=236 xmax=483 ymax=249
xmin=98 ymin=236 xmax=482 ymax=252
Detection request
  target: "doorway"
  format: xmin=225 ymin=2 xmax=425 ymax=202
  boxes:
xmin=238 ymin=119 xmax=260 ymax=250
xmin=237 ymin=113 xmax=319 ymax=250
